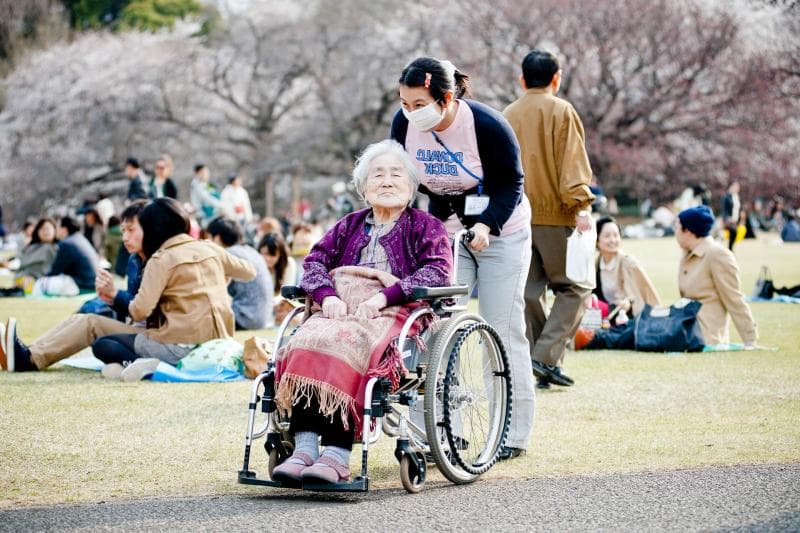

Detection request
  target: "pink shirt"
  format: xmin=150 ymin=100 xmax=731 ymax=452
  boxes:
xmin=406 ymin=101 xmax=530 ymax=237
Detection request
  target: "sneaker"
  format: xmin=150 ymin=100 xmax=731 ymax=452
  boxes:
xmin=4 ymin=318 xmax=36 ymax=372
xmin=531 ymin=359 xmax=574 ymax=387
xmin=496 ymin=446 xmax=525 ymax=461
xmin=120 ymin=358 xmax=160 ymax=382
xmin=101 ymin=363 xmax=125 ymax=379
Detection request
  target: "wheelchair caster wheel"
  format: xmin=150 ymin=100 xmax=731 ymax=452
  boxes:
xmin=400 ymin=453 xmax=426 ymax=493
xmin=267 ymin=441 xmax=294 ymax=479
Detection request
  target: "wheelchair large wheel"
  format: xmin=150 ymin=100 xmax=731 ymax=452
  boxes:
xmin=424 ymin=313 xmax=511 ymax=484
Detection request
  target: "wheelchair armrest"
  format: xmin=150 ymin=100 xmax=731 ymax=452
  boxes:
xmin=281 ymin=286 xmax=307 ymax=300
xmin=411 ymin=285 xmax=470 ymax=301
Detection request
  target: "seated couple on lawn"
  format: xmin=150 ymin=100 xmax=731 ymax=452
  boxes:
xmin=577 ymin=207 xmax=757 ymax=350
xmin=270 ymin=140 xmax=453 ymax=485
xmin=0 ymin=198 xmax=257 ymax=380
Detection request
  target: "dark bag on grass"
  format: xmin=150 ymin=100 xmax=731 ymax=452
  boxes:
xmin=633 ymin=299 xmax=705 ymax=352
xmin=752 ymin=266 xmax=775 ymax=300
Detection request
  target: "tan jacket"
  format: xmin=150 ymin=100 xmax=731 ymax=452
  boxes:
xmin=129 ymin=235 xmax=256 ymax=344
xmin=596 ymin=252 xmax=661 ymax=316
xmin=504 ymin=88 xmax=595 ymax=226
xmin=678 ymin=238 xmax=757 ymax=345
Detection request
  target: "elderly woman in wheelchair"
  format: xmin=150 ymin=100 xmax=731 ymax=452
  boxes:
xmin=238 ymin=140 xmax=512 ymax=492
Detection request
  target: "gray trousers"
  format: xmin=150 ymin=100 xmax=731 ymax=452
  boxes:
xmin=526 ymin=225 xmax=590 ymax=367
xmin=456 ymin=227 xmax=536 ymax=450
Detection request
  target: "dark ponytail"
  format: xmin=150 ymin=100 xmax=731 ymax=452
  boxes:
xmin=399 ymin=57 xmax=471 ymax=102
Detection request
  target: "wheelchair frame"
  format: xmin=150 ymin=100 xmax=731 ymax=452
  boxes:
xmin=237 ymin=230 xmax=512 ymax=493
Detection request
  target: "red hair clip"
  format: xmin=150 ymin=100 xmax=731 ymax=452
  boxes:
xmin=424 ymin=72 xmax=432 ymax=89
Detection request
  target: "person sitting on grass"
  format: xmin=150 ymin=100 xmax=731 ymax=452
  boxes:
xmin=15 ymin=217 xmax=59 ymax=283
xmin=592 ymin=216 xmax=661 ymax=326
xmin=87 ymin=198 xmax=256 ymax=381
xmin=207 ymin=216 xmax=274 ymax=330
xmin=76 ymin=201 xmax=148 ymax=321
xmin=44 ymin=216 xmax=99 ymax=292
xmin=258 ymin=232 xmax=298 ymax=324
xmin=675 ymin=205 xmax=757 ymax=347
xmin=1 ymin=201 xmax=148 ymax=372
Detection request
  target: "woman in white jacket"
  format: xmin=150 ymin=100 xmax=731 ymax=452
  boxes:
xmin=220 ymin=174 xmax=253 ymax=227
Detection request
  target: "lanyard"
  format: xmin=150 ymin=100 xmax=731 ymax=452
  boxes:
xmin=431 ymin=132 xmax=485 ymax=195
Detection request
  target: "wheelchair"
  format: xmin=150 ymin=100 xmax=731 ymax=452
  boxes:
xmin=237 ymin=230 xmax=512 ymax=493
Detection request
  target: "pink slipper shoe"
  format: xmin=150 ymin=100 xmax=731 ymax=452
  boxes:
xmin=301 ymin=455 xmax=351 ymax=484
xmin=271 ymin=452 xmax=315 ymax=483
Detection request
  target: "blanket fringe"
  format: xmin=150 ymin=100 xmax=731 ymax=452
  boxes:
xmin=276 ymin=374 xmax=355 ymax=431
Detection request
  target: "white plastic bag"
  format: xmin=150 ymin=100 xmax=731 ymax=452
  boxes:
xmin=566 ymin=228 xmax=596 ymax=289
xmin=32 ymin=274 xmax=80 ymax=297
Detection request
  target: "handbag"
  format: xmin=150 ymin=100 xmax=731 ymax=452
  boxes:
xmin=752 ymin=266 xmax=775 ymax=299
xmin=633 ymin=298 xmax=705 ymax=352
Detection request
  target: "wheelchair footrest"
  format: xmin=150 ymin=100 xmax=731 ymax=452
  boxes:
xmin=302 ymin=476 xmax=369 ymax=493
xmin=238 ymin=471 xmax=284 ymax=487
xmin=238 ymin=471 xmax=369 ymax=492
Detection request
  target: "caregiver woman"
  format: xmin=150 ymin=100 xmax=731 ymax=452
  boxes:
xmin=390 ymin=56 xmax=535 ymax=461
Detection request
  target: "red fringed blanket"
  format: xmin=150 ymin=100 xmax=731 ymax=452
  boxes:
xmin=275 ymin=266 xmax=428 ymax=437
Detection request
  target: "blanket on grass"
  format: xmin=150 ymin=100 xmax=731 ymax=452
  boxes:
xmin=275 ymin=266 xmax=429 ymax=437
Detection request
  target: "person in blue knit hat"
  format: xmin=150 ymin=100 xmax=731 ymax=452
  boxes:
xmin=675 ymin=205 xmax=757 ymax=347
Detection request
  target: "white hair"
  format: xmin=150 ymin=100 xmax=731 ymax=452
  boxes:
xmin=351 ymin=140 xmax=419 ymax=204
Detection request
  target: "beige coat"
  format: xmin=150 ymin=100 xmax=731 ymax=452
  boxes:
xmin=596 ymin=252 xmax=661 ymax=316
xmin=503 ymin=88 xmax=595 ymax=226
xmin=678 ymin=238 xmax=757 ymax=345
xmin=129 ymin=234 xmax=256 ymax=344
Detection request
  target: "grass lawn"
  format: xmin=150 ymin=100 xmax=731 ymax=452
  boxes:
xmin=1 ymin=235 xmax=799 ymax=507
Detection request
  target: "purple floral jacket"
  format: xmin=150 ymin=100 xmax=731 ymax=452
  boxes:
xmin=300 ymin=207 xmax=453 ymax=306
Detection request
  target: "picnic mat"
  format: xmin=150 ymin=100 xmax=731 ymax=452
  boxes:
xmin=56 ymin=349 xmax=245 ymax=382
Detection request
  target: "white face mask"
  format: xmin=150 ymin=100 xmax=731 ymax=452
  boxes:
xmin=402 ymin=101 xmax=445 ymax=131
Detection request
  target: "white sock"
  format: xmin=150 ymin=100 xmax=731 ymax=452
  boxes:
xmin=288 ymin=431 xmax=319 ymax=464
xmin=321 ymin=445 xmax=350 ymax=467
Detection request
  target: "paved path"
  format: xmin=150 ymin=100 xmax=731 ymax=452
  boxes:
xmin=2 ymin=463 xmax=798 ymax=532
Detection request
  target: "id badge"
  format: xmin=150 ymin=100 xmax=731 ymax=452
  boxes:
xmin=464 ymin=194 xmax=490 ymax=216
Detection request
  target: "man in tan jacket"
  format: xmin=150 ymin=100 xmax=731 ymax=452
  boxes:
xmin=676 ymin=205 xmax=757 ymax=346
xmin=504 ymin=49 xmax=595 ymax=388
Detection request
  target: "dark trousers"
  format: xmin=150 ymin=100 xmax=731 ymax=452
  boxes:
xmin=290 ymin=396 xmax=355 ymax=450
xmin=92 ymin=334 xmax=140 ymax=365
xmin=525 ymin=225 xmax=591 ymax=366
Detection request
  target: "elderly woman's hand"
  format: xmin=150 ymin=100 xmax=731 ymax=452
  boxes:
xmin=468 ymin=223 xmax=491 ymax=252
xmin=321 ymin=295 xmax=348 ymax=319
xmin=355 ymin=293 xmax=387 ymax=319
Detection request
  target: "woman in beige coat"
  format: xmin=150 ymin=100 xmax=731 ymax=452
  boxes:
xmin=90 ymin=198 xmax=255 ymax=379
xmin=593 ymin=217 xmax=661 ymax=325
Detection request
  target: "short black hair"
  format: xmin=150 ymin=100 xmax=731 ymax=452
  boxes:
xmin=138 ymin=198 xmax=190 ymax=258
xmin=120 ymin=199 xmax=147 ymax=223
xmin=126 ymin=157 xmax=140 ymax=169
xmin=107 ymin=215 xmax=121 ymax=227
xmin=596 ymin=216 xmax=618 ymax=238
xmin=194 ymin=164 xmax=206 ymax=173
xmin=206 ymin=216 xmax=242 ymax=247
xmin=522 ymin=49 xmax=560 ymax=88
xmin=59 ymin=216 xmax=81 ymax=235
